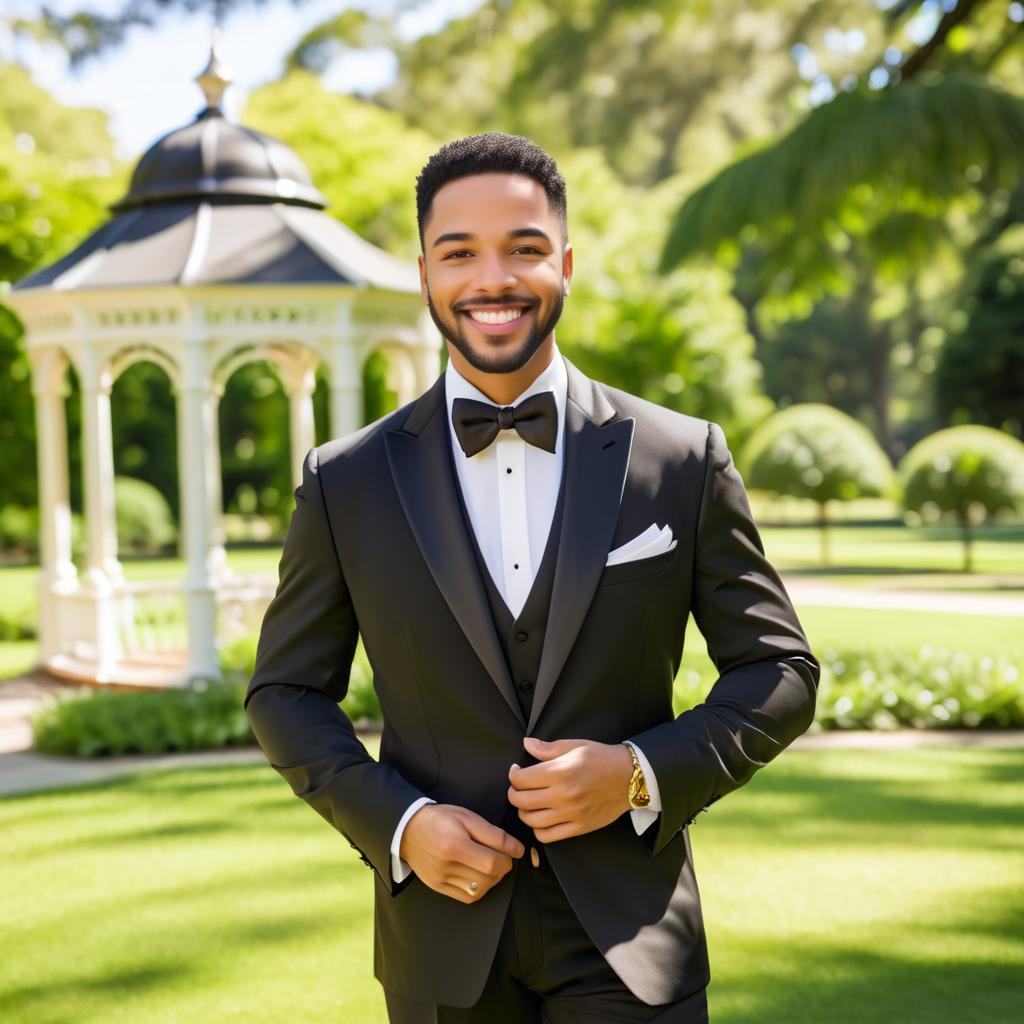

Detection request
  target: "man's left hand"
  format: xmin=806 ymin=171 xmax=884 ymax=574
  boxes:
xmin=507 ymin=736 xmax=634 ymax=843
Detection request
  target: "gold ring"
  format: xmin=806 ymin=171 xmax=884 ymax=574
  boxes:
xmin=469 ymin=880 xmax=478 ymax=893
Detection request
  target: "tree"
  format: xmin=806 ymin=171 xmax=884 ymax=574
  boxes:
xmin=934 ymin=220 xmax=1024 ymax=439
xmin=898 ymin=425 xmax=1024 ymax=572
xmin=739 ymin=403 xmax=894 ymax=564
xmin=0 ymin=60 xmax=126 ymax=518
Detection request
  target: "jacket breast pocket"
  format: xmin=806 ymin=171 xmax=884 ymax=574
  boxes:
xmin=598 ymin=545 xmax=680 ymax=587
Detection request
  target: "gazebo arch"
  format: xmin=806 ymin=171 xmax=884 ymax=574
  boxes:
xmin=7 ymin=36 xmax=440 ymax=686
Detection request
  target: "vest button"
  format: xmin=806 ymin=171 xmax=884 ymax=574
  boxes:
xmin=519 ymin=679 xmax=534 ymax=692
xmin=515 ymin=631 xmax=528 ymax=642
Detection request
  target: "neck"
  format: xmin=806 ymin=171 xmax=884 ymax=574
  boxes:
xmin=447 ymin=337 xmax=556 ymax=405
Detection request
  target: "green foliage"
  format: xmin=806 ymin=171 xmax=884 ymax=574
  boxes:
xmin=114 ymin=476 xmax=176 ymax=554
xmin=741 ymin=404 xmax=894 ymax=504
xmin=660 ymin=73 xmax=1024 ymax=284
xmin=898 ymin=425 xmax=1024 ymax=569
xmin=220 ymin=632 xmax=382 ymax=725
xmin=556 ymin=152 xmax=772 ymax=439
xmin=241 ymin=70 xmax=435 ymax=259
xmin=740 ymin=403 xmax=893 ymax=561
xmin=30 ymin=676 xmax=253 ymax=757
xmin=110 ymin=361 xmax=179 ymax=514
xmin=0 ymin=62 xmax=127 ymax=517
xmin=935 ymin=223 xmax=1024 ymax=438
xmin=674 ymin=645 xmax=1024 ymax=730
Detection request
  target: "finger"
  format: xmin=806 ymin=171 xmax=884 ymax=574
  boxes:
xmin=518 ymin=806 xmax=572 ymax=828
xmin=463 ymin=815 xmax=526 ymax=859
xmin=438 ymin=880 xmax=477 ymax=904
xmin=445 ymin=872 xmax=482 ymax=896
xmin=450 ymin=847 xmax=514 ymax=882
xmin=509 ymin=761 xmax=556 ymax=789
xmin=507 ymin=783 xmax=556 ymax=810
xmin=533 ymin=821 xmax=578 ymax=843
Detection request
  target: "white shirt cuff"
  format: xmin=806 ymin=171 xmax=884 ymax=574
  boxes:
xmin=624 ymin=740 xmax=662 ymax=835
xmin=390 ymin=796 xmax=437 ymax=883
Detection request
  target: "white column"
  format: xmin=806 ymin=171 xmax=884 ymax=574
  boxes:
xmin=80 ymin=352 xmax=122 ymax=590
xmin=286 ymin=364 xmax=317 ymax=491
xmin=384 ymin=347 xmax=418 ymax=407
xmin=177 ymin=333 xmax=220 ymax=681
xmin=207 ymin=384 xmax=227 ymax=584
xmin=77 ymin=346 xmax=123 ymax=678
xmin=31 ymin=350 xmax=77 ymax=663
xmin=414 ymin=307 xmax=443 ymax=393
xmin=330 ymin=310 xmax=363 ymax=438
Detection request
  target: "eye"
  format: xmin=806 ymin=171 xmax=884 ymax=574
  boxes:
xmin=513 ymin=246 xmax=543 ymax=255
xmin=442 ymin=249 xmax=472 ymax=259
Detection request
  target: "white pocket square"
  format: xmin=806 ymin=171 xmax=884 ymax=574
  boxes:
xmin=605 ymin=524 xmax=677 ymax=567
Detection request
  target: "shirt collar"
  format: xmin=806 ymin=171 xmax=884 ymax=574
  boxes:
xmin=445 ymin=341 xmax=568 ymax=455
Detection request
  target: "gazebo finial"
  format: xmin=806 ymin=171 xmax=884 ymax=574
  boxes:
xmin=195 ymin=23 xmax=233 ymax=113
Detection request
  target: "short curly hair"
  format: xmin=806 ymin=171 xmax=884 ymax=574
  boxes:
xmin=415 ymin=132 xmax=567 ymax=250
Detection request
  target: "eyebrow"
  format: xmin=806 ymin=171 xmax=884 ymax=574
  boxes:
xmin=431 ymin=228 xmax=554 ymax=249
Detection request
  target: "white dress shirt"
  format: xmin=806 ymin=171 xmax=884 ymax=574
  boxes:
xmin=389 ymin=342 xmax=662 ymax=883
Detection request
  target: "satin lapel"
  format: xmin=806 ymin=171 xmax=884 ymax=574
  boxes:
xmin=383 ymin=374 xmax=526 ymax=729
xmin=526 ymin=357 xmax=633 ymax=735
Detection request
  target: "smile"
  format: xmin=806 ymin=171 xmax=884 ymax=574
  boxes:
xmin=460 ymin=306 xmax=532 ymax=333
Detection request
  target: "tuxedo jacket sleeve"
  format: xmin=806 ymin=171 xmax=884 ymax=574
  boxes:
xmin=243 ymin=447 xmax=428 ymax=897
xmin=626 ymin=421 xmax=819 ymax=857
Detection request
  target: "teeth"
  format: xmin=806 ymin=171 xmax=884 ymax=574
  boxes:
xmin=466 ymin=308 xmax=525 ymax=325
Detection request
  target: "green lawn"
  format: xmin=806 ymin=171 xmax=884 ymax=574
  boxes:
xmin=1 ymin=742 xmax=1020 ymax=1023
xmin=758 ymin=523 xmax=1024 ymax=576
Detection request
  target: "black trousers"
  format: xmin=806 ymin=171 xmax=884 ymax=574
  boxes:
xmin=383 ymin=842 xmax=709 ymax=1024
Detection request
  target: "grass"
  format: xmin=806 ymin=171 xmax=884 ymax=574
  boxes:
xmin=758 ymin=523 xmax=1024 ymax=576
xmin=0 ymin=741 xmax=1020 ymax=1023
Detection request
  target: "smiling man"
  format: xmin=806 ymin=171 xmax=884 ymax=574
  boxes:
xmin=244 ymin=133 xmax=819 ymax=1023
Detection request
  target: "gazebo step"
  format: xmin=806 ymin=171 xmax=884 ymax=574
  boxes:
xmin=45 ymin=652 xmax=191 ymax=691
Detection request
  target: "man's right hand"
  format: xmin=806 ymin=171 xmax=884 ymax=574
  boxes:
xmin=399 ymin=803 xmax=525 ymax=903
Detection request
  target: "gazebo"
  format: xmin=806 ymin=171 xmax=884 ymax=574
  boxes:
xmin=6 ymin=37 xmax=439 ymax=687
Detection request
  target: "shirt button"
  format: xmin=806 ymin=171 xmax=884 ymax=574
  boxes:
xmin=515 ymin=631 xmax=528 ymax=642
xmin=519 ymin=679 xmax=534 ymax=692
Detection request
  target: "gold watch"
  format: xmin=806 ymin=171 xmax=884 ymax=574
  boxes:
xmin=623 ymin=742 xmax=651 ymax=809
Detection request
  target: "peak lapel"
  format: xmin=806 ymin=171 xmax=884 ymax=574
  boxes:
xmin=527 ymin=356 xmax=634 ymax=735
xmin=383 ymin=373 xmax=526 ymax=729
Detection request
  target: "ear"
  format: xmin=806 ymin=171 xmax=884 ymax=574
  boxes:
xmin=562 ymin=242 xmax=573 ymax=297
xmin=418 ymin=253 xmax=429 ymax=305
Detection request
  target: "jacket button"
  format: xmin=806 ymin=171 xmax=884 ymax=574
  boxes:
xmin=519 ymin=679 xmax=534 ymax=692
xmin=515 ymin=631 xmax=528 ymax=642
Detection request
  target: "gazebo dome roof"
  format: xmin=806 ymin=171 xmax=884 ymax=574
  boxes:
xmin=10 ymin=32 xmax=419 ymax=294
xmin=112 ymin=107 xmax=327 ymax=212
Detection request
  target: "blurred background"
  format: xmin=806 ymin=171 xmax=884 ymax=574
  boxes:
xmin=0 ymin=2 xmax=1022 ymax=1022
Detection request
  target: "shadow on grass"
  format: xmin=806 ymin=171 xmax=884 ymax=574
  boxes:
xmin=711 ymin=930 xmax=1024 ymax=1023
xmin=698 ymin=750 xmax=1024 ymax=848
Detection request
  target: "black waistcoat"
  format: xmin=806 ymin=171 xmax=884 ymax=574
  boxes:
xmin=444 ymin=430 xmax=568 ymax=849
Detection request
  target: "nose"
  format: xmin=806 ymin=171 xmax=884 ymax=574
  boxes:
xmin=472 ymin=250 xmax=518 ymax=294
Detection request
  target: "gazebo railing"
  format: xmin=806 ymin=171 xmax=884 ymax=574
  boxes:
xmin=117 ymin=580 xmax=189 ymax=656
xmin=114 ymin=574 xmax=277 ymax=660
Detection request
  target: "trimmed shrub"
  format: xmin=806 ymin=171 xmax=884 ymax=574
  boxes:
xmin=899 ymin=425 xmax=1024 ymax=571
xmin=739 ymin=404 xmax=894 ymax=563
xmin=115 ymin=476 xmax=176 ymax=554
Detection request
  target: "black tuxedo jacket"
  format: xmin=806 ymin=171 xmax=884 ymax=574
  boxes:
xmin=244 ymin=353 xmax=819 ymax=1008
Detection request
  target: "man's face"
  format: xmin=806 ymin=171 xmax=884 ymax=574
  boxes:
xmin=418 ymin=173 xmax=573 ymax=375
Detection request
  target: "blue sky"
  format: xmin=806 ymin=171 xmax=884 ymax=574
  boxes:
xmin=2 ymin=0 xmax=481 ymax=160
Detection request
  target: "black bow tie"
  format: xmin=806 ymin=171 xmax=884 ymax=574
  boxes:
xmin=451 ymin=391 xmax=558 ymax=458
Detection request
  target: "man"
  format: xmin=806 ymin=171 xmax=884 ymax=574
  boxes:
xmin=244 ymin=132 xmax=819 ymax=1023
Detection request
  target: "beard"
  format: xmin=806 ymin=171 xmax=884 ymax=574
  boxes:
xmin=426 ymin=289 xmax=565 ymax=375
